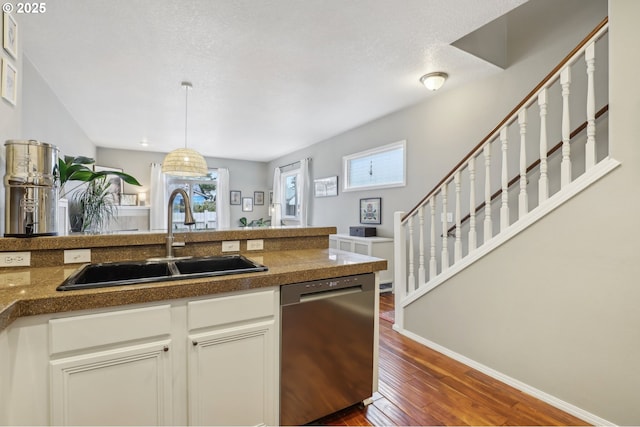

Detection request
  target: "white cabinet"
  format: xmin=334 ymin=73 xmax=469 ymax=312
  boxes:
xmin=48 ymin=305 xmax=174 ymax=426
xmin=50 ymin=340 xmax=173 ymax=426
xmin=329 ymin=234 xmax=394 ymax=290
xmin=187 ymin=290 xmax=278 ymax=426
xmin=0 ymin=288 xmax=279 ymax=426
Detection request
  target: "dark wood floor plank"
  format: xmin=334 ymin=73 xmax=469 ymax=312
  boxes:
xmin=377 ymin=379 xmax=444 ymax=425
xmin=371 ymin=397 xmax=418 ymax=426
xmin=313 ymin=293 xmax=588 ymax=426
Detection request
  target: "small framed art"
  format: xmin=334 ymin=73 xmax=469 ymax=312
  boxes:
xmin=93 ymin=165 xmax=123 ymax=205
xmin=254 ymin=191 xmax=264 ymax=205
xmin=1 ymin=58 xmax=17 ymax=106
xmin=242 ymin=197 xmax=253 ymax=212
xmin=360 ymin=197 xmax=381 ymax=224
xmin=3 ymin=12 xmax=17 ymax=59
xmin=230 ymin=190 xmax=241 ymax=205
xmin=314 ymin=176 xmax=338 ymax=197
xmin=120 ymin=194 xmax=138 ymax=206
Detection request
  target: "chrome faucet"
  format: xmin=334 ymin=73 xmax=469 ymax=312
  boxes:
xmin=166 ymin=188 xmax=196 ymax=258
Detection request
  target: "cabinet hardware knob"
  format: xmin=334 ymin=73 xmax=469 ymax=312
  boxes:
xmin=192 ymin=341 xmax=198 ymax=346
xmin=163 ymin=346 xmax=169 ymax=352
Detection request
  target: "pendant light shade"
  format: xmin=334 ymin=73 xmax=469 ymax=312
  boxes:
xmin=162 ymin=81 xmax=209 ymax=177
xmin=162 ymin=148 xmax=209 ymax=177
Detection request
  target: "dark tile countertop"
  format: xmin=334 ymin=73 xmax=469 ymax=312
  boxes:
xmin=0 ymin=248 xmax=387 ymax=332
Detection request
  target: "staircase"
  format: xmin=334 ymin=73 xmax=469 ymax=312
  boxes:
xmin=392 ymin=18 xmax=616 ymax=330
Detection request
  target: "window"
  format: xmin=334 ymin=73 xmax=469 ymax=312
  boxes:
xmin=343 ymin=140 xmax=406 ymax=191
xmin=281 ymin=168 xmax=301 ymax=220
xmin=167 ymin=171 xmax=217 ymax=230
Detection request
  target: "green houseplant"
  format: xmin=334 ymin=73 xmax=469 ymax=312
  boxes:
xmin=58 ymin=156 xmax=141 ymax=233
xmin=58 ymin=156 xmax=141 ymax=198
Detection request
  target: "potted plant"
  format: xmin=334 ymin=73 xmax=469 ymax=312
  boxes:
xmin=58 ymin=156 xmax=141 ymax=233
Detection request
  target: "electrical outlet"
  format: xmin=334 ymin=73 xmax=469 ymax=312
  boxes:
xmin=64 ymin=249 xmax=91 ymax=264
xmin=222 ymin=240 xmax=240 ymax=252
xmin=247 ymin=239 xmax=264 ymax=251
xmin=0 ymin=252 xmax=31 ymax=267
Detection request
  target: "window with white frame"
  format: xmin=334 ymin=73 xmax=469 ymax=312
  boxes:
xmin=281 ymin=168 xmax=301 ymax=220
xmin=343 ymin=140 xmax=406 ymax=191
xmin=167 ymin=170 xmax=217 ymax=230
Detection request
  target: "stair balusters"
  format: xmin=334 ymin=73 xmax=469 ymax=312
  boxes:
xmin=394 ymin=20 xmax=609 ymax=309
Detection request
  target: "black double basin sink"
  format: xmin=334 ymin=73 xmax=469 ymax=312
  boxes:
xmin=57 ymin=255 xmax=268 ymax=291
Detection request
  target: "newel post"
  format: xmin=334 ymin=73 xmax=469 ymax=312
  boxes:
xmin=393 ymin=211 xmax=406 ymax=330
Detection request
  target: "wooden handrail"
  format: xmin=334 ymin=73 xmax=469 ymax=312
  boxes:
xmin=445 ymin=104 xmax=609 ymax=235
xmin=402 ymin=16 xmax=609 ymax=223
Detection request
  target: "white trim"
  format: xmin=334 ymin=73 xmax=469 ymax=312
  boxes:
xmin=343 ymin=140 xmax=406 ymax=192
xmin=391 ymin=324 xmax=616 ymax=426
xmin=401 ymin=156 xmax=620 ymax=306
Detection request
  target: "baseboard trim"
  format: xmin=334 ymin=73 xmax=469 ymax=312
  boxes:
xmin=391 ymin=324 xmax=616 ymax=426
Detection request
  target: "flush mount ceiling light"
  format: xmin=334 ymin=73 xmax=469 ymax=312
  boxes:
xmin=419 ymin=72 xmax=448 ymax=91
xmin=162 ymin=81 xmax=209 ymax=177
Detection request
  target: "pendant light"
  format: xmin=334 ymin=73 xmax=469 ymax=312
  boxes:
xmin=162 ymin=81 xmax=209 ymax=177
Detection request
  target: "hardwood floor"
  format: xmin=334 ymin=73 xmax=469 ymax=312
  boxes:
xmin=314 ymin=293 xmax=588 ymax=426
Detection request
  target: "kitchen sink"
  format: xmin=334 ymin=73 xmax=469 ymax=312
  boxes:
xmin=57 ymin=255 xmax=268 ymax=291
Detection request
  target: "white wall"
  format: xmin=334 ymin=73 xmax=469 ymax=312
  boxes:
xmin=267 ymin=0 xmax=607 ymax=238
xmin=403 ymin=0 xmax=640 ymax=424
xmin=97 ymin=147 xmax=270 ymax=228
xmin=21 ymin=56 xmax=96 ymax=158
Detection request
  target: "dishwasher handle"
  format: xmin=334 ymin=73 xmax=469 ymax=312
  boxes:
xmin=299 ymin=286 xmax=363 ymax=303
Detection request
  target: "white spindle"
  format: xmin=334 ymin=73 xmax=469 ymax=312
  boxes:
xmin=429 ymin=199 xmax=437 ymax=280
xmin=538 ymin=88 xmax=549 ymax=202
xmin=500 ymin=127 xmax=509 ymax=232
xmin=468 ymin=156 xmax=477 ymax=251
xmin=585 ymin=42 xmax=596 ymax=169
xmin=518 ymin=109 xmax=528 ymax=218
xmin=441 ymin=185 xmax=449 ymax=270
xmin=407 ymin=216 xmax=415 ymax=290
xmin=483 ymin=144 xmax=492 ymax=243
xmin=454 ymin=171 xmax=462 ymax=262
xmin=561 ymin=67 xmax=572 ymax=187
xmin=418 ymin=206 xmax=425 ymax=285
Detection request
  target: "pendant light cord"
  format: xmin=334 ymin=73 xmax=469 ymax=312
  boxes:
xmin=184 ymin=83 xmax=189 ymax=149
xmin=182 ymin=81 xmax=193 ymax=149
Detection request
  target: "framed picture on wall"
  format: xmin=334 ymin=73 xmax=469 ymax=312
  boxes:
xmin=230 ymin=190 xmax=241 ymax=205
xmin=3 ymin=12 xmax=18 ymax=59
xmin=94 ymin=165 xmax=123 ymax=205
xmin=360 ymin=197 xmax=381 ymax=224
xmin=254 ymin=191 xmax=264 ymax=205
xmin=242 ymin=197 xmax=253 ymax=212
xmin=314 ymin=176 xmax=338 ymax=197
xmin=1 ymin=58 xmax=17 ymax=106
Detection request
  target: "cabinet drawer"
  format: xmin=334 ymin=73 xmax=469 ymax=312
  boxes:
xmin=188 ymin=289 xmax=276 ymax=330
xmin=49 ymin=305 xmax=171 ymax=355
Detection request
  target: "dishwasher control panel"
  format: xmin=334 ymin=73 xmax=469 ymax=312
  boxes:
xmin=280 ymin=273 xmax=374 ymax=306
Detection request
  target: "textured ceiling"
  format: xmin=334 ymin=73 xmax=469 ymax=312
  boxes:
xmin=21 ymin=0 xmax=527 ymax=162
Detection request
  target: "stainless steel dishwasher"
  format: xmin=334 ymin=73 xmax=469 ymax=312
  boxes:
xmin=280 ymin=273 xmax=375 ymax=426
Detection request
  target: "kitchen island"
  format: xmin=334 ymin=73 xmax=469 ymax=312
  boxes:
xmin=0 ymin=227 xmax=386 ymax=426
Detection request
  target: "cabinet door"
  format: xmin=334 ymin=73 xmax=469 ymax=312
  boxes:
xmin=50 ymin=340 xmax=173 ymax=426
xmin=188 ymin=320 xmax=275 ymax=426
